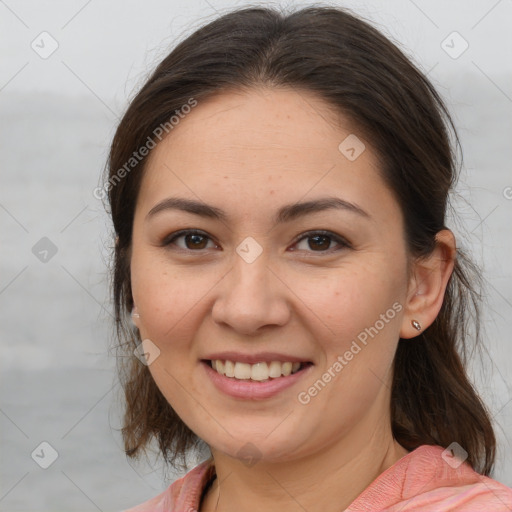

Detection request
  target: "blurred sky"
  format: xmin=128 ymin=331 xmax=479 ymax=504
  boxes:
xmin=1 ymin=0 xmax=511 ymax=99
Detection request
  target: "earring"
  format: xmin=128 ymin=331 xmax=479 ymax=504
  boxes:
xmin=411 ymin=319 xmax=421 ymax=331
xmin=131 ymin=307 xmax=140 ymax=325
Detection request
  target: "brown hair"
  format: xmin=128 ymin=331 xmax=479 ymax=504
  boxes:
xmin=104 ymin=6 xmax=496 ymax=474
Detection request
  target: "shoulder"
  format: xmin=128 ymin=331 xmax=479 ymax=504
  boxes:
xmin=120 ymin=458 xmax=215 ymax=512
xmin=347 ymin=444 xmax=512 ymax=512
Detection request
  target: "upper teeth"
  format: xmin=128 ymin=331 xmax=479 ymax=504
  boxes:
xmin=212 ymin=360 xmax=302 ymax=381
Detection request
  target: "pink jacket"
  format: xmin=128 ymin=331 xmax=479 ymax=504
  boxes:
xmin=123 ymin=444 xmax=512 ymax=511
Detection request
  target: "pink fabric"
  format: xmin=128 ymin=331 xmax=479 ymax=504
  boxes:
xmin=122 ymin=445 xmax=512 ymax=511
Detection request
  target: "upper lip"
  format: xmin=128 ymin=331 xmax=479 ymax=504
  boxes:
xmin=202 ymin=352 xmax=312 ymax=365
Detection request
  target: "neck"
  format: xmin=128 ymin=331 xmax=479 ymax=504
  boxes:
xmin=200 ymin=419 xmax=408 ymax=512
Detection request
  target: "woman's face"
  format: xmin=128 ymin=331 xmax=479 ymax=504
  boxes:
xmin=130 ymin=88 xmax=412 ymax=462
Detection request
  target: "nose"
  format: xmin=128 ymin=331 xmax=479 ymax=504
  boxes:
xmin=211 ymin=251 xmax=291 ymax=336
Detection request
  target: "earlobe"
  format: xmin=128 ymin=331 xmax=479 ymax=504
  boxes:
xmin=411 ymin=319 xmax=422 ymax=331
xmin=131 ymin=304 xmax=140 ymax=327
xmin=400 ymin=230 xmax=456 ymax=339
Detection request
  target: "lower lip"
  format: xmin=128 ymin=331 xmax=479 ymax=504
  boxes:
xmin=201 ymin=361 xmax=314 ymax=400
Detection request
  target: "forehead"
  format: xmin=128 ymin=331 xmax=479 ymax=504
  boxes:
xmin=136 ymin=88 xmax=400 ymax=224
xmin=149 ymin=87 xmax=359 ymax=162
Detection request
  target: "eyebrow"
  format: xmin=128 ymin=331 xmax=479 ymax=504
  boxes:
xmin=145 ymin=196 xmax=370 ymax=224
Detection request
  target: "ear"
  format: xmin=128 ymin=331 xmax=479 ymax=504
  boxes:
xmin=400 ymin=229 xmax=456 ymax=339
xmin=131 ymin=304 xmax=140 ymax=327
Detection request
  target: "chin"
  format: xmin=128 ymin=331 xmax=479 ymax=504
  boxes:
xmin=206 ymin=430 xmax=310 ymax=465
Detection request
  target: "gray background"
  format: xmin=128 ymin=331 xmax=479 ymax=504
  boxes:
xmin=1 ymin=0 xmax=511 ymax=510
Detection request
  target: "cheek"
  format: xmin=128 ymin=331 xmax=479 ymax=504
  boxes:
xmin=294 ymin=262 xmax=404 ymax=345
xmin=326 ymin=268 xmax=405 ymax=385
xmin=296 ymin=270 xmax=404 ymax=432
xmin=132 ymin=264 xmax=206 ymax=409
xmin=130 ymin=250 xmax=208 ymax=340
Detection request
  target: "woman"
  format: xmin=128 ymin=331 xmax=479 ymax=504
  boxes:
xmin=103 ymin=6 xmax=512 ymax=511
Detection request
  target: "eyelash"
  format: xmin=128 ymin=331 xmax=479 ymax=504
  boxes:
xmin=161 ymin=229 xmax=351 ymax=254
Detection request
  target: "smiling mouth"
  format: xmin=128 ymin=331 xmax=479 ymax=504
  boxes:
xmin=205 ymin=359 xmax=313 ymax=382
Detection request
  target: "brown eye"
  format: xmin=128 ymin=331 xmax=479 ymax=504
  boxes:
xmin=183 ymin=233 xmax=209 ymax=249
xmin=293 ymin=231 xmax=350 ymax=253
xmin=163 ymin=230 xmax=217 ymax=251
xmin=307 ymin=234 xmax=331 ymax=251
